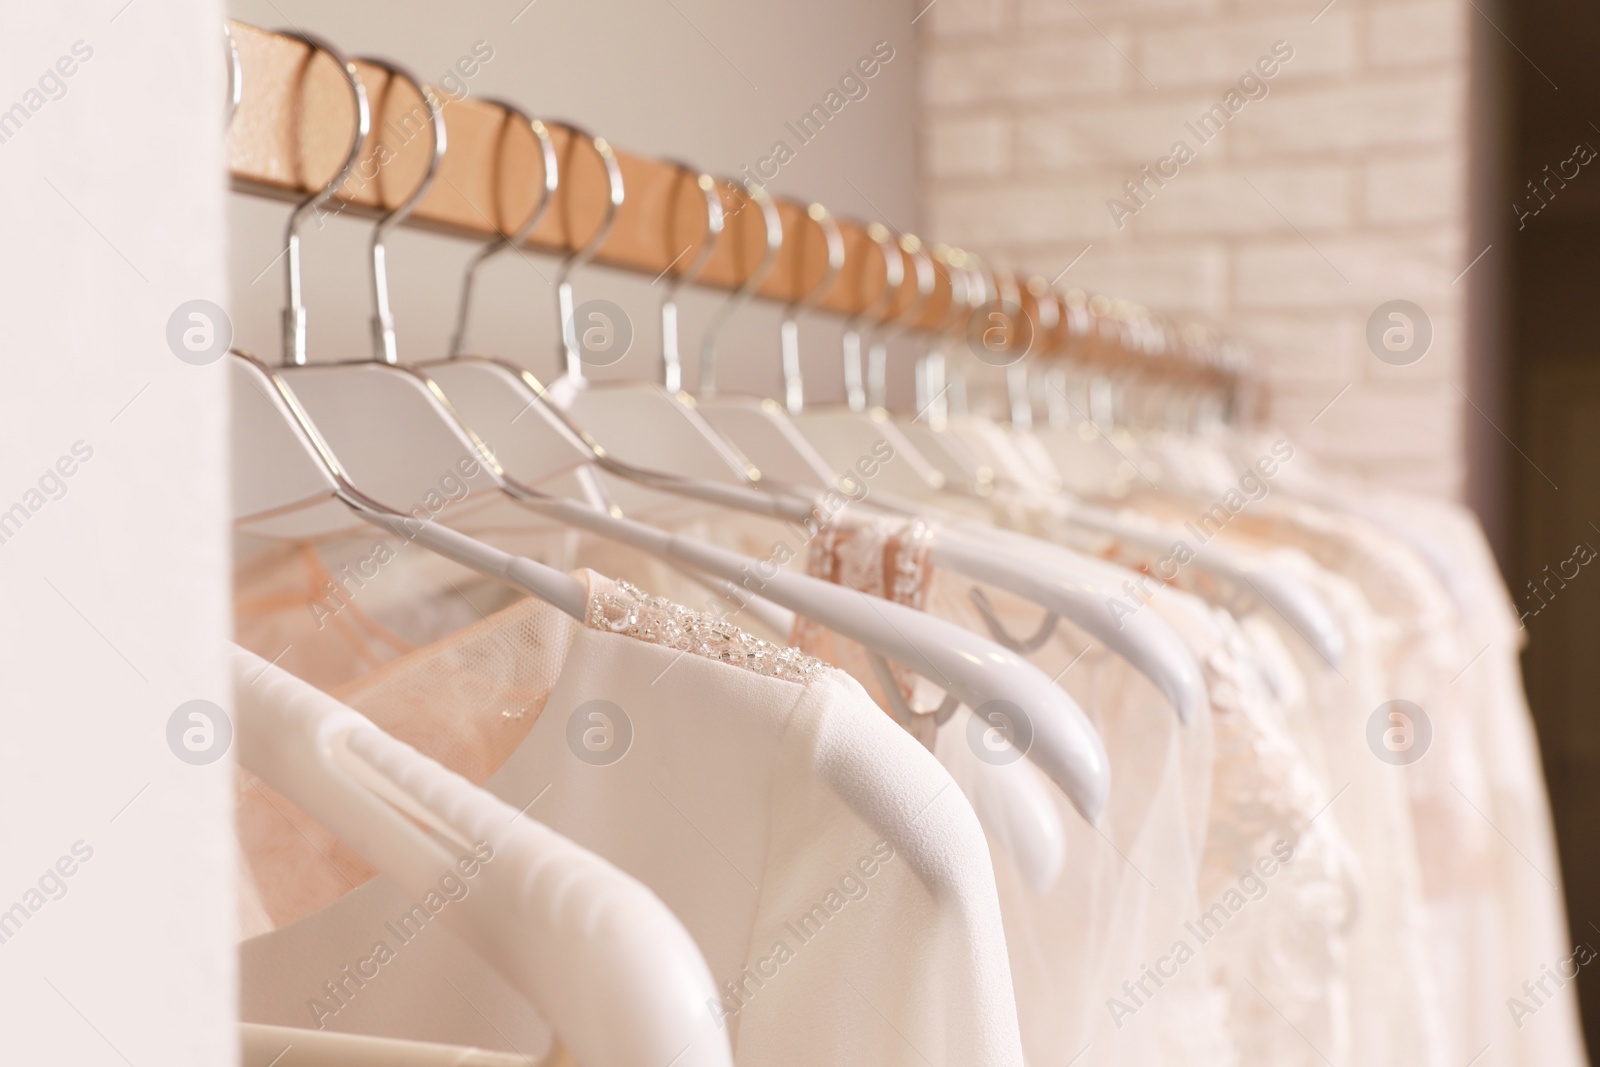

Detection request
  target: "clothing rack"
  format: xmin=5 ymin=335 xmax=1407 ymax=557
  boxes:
xmin=224 ymin=20 xmax=1243 ymax=391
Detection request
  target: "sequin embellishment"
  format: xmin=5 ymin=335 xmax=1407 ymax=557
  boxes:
xmin=588 ymin=579 xmax=826 ymax=684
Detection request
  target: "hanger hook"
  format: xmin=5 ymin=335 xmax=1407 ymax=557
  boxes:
xmin=1025 ymin=278 xmax=1065 ymax=426
xmin=779 ymin=201 xmax=845 ymax=415
xmin=841 ymin=222 xmax=903 ymax=412
xmin=1043 ymin=286 xmax=1091 ymax=427
xmin=357 ymin=56 xmax=447 ymax=365
xmin=916 ymin=246 xmax=976 ymax=424
xmin=553 ymin=124 xmax=625 ymax=383
xmin=660 ymin=163 xmax=724 ymax=394
xmin=699 ymin=179 xmax=782 ymax=398
xmin=448 ymin=100 xmax=558 ymax=359
xmin=224 ymin=22 xmax=243 ymax=128
xmin=951 ymin=252 xmax=995 ymax=419
xmin=953 ymin=252 xmax=992 ymax=331
xmin=866 ymin=235 xmax=935 ymax=410
xmin=982 ymin=263 xmax=1036 ymax=429
xmin=278 ymin=30 xmax=370 ymax=368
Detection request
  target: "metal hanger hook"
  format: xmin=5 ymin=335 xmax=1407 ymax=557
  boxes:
xmin=357 ymin=56 xmax=447 ymax=366
xmin=779 ymin=201 xmax=845 ymax=415
xmin=553 ymin=124 xmax=625 ymax=382
xmin=916 ymin=245 xmax=977 ymax=424
xmin=983 ymin=263 xmax=1037 ymax=429
xmin=866 ymin=235 xmax=935 ymax=410
xmin=277 ymin=30 xmax=370 ymax=367
xmin=842 ymin=222 xmax=904 ymax=412
xmin=448 ymin=100 xmax=558 ymax=359
xmin=699 ymin=178 xmax=782 ymax=398
xmin=969 ymin=586 xmax=1062 ymax=654
xmin=660 ymin=163 xmax=724 ymax=394
xmin=950 ymin=252 xmax=993 ymax=418
xmin=224 ymin=22 xmax=243 ymax=128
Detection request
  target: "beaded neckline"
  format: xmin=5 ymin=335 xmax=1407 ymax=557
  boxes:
xmin=587 ymin=578 xmax=826 ymax=685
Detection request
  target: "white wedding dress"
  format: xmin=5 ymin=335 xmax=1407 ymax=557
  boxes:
xmin=791 ymin=511 xmax=1361 ymax=1067
xmin=236 ymin=567 xmax=1026 ymax=1066
xmin=789 ymin=513 xmax=1234 ymax=1067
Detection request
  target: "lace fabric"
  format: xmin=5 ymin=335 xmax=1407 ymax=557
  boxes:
xmin=1127 ymin=474 xmax=1589 ymax=1067
xmin=1182 ymin=601 xmax=1355 ymax=1067
xmin=792 ymin=516 xmax=937 ymax=712
xmin=925 ymin=490 xmax=1361 ymax=1067
xmin=229 ymin=468 xmax=1583 ymax=1067
xmin=233 ymin=534 xmax=524 ymax=692
xmin=236 ymin=566 xmax=823 ymax=935
xmin=1105 ymin=427 xmax=1588 ymax=1067
xmin=1240 ymin=551 xmax=1452 ymax=1067
xmin=792 ymin=511 xmax=1246 ymax=1067
xmin=979 ymin=483 xmax=1448 ymax=1065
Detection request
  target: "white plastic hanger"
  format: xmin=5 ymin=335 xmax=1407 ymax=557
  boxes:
xmin=878 ymin=261 xmax=1347 ymax=674
xmin=991 ymin=294 xmax=1348 ymax=669
xmin=248 ymin=58 xmax=1110 ymax=822
xmin=423 ymin=135 xmax=1063 ymax=875
xmin=681 ymin=204 xmax=1207 ymax=723
xmin=231 ymin=643 xmax=733 ymax=1067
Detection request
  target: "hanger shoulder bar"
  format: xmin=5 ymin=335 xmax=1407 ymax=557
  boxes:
xmin=518 ymin=494 xmax=1110 ymax=823
xmin=231 ymin=645 xmax=733 ymax=1067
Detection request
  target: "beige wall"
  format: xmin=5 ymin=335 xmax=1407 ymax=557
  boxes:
xmin=226 ymin=0 xmax=920 ymax=403
xmin=919 ymin=0 xmax=1475 ymax=496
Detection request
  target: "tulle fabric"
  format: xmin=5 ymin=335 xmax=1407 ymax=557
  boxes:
xmin=788 ymin=513 xmax=1239 ymax=1066
xmin=1360 ymin=495 xmax=1590 ymax=1067
xmin=1124 ymin=462 xmax=1588 ymax=1067
xmin=972 ymin=489 xmax=1427 ymax=1062
xmin=1070 ymin=513 xmax=1448 ymax=1066
xmin=1174 ymin=598 xmax=1355 ymax=1067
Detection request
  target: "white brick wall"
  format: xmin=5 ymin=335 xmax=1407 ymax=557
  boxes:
xmin=918 ymin=0 xmax=1474 ymax=495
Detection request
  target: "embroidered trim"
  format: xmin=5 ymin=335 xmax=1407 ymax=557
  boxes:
xmin=588 ymin=579 xmax=826 ymax=684
xmin=797 ymin=515 xmax=939 ymax=720
xmin=889 ymin=519 xmax=936 ymax=607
